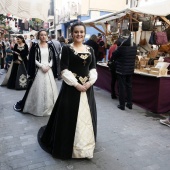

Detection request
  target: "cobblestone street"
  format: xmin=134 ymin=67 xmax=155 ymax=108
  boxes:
xmin=0 ymin=72 xmax=170 ymax=170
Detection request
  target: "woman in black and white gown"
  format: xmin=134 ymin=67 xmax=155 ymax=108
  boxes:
xmin=13 ymin=30 xmax=58 ymax=116
xmin=38 ymin=22 xmax=98 ymax=159
xmin=1 ymin=35 xmax=28 ymax=90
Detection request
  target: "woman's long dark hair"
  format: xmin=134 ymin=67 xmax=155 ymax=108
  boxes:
xmin=37 ymin=29 xmax=47 ymax=40
xmin=70 ymin=21 xmax=86 ymax=35
xmin=16 ymin=35 xmax=25 ymax=43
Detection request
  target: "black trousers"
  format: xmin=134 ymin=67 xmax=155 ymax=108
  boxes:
xmin=110 ymin=68 xmax=117 ymax=96
xmin=117 ymin=74 xmax=132 ymax=107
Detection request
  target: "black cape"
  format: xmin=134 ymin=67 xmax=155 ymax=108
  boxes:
xmin=27 ymin=42 xmax=58 ymax=79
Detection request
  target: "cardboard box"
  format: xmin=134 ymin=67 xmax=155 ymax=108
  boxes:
xmin=150 ymin=67 xmax=168 ymax=76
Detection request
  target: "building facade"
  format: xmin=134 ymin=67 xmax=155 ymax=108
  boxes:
xmin=53 ymin=0 xmax=129 ymax=38
xmin=50 ymin=0 xmax=153 ymax=38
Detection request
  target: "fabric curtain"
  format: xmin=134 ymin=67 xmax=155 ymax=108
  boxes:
xmin=0 ymin=0 xmax=50 ymax=21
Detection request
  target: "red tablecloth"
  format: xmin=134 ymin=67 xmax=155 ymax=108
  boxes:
xmin=95 ymin=64 xmax=170 ymax=113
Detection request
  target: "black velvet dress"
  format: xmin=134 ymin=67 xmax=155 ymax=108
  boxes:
xmin=7 ymin=44 xmax=28 ymax=90
xmin=38 ymin=44 xmax=97 ymax=159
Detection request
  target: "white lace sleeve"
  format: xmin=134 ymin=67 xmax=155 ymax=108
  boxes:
xmin=61 ymin=69 xmax=78 ymax=87
xmin=89 ymin=68 xmax=98 ymax=85
xmin=35 ymin=60 xmax=43 ymax=68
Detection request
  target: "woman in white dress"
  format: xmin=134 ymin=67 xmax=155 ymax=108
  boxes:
xmin=13 ymin=29 xmax=58 ymax=116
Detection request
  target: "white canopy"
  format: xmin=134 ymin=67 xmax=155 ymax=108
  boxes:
xmin=0 ymin=0 xmax=50 ymax=21
xmin=83 ymin=0 xmax=170 ymax=26
xmin=131 ymin=0 xmax=170 ymax=16
xmin=23 ymin=30 xmax=38 ymax=36
xmin=83 ymin=10 xmax=127 ymax=25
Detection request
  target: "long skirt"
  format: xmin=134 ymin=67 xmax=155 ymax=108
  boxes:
xmin=38 ymin=82 xmax=97 ymax=159
xmin=23 ymin=68 xmax=58 ymax=116
xmin=1 ymin=61 xmax=27 ymax=90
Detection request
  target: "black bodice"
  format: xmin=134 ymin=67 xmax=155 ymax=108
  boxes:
xmin=61 ymin=44 xmax=96 ymax=78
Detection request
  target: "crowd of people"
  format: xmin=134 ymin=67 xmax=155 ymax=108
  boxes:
xmin=0 ymin=22 xmax=98 ymax=159
xmin=0 ymin=21 xmax=169 ymax=161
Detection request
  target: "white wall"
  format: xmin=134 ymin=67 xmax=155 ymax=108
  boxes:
xmin=138 ymin=0 xmax=163 ymax=7
xmin=80 ymin=0 xmax=128 ymax=15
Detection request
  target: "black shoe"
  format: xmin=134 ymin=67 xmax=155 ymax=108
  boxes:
xmin=58 ymin=77 xmax=62 ymax=80
xmin=126 ymin=104 xmax=132 ymax=109
xmin=117 ymin=105 xmax=125 ymax=110
xmin=13 ymin=103 xmax=22 ymax=112
xmin=111 ymin=94 xmax=117 ymax=99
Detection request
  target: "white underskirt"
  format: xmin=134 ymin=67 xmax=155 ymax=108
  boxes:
xmin=23 ymin=68 xmax=58 ymax=116
xmin=72 ymin=92 xmax=95 ymax=159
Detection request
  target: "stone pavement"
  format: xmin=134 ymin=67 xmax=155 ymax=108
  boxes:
xmin=0 ymin=70 xmax=170 ymax=170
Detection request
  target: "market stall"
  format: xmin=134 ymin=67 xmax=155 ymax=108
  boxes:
xmin=96 ymin=63 xmax=170 ymax=113
xmin=83 ymin=0 xmax=170 ymax=113
xmin=83 ymin=0 xmax=170 ymax=55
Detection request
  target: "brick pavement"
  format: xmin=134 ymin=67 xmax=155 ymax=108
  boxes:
xmin=0 ymin=70 xmax=170 ymax=170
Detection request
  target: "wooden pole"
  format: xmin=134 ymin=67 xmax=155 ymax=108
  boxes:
xmin=89 ymin=23 xmax=105 ymax=35
xmin=160 ymin=16 xmax=170 ymax=26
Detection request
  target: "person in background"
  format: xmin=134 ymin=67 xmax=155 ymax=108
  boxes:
xmin=30 ymin=34 xmax=34 ymax=41
xmin=49 ymin=34 xmax=61 ymax=55
xmin=10 ymin=38 xmax=16 ymax=50
xmin=0 ymin=36 xmax=6 ymax=70
xmin=38 ymin=22 xmax=98 ymax=159
xmin=65 ymin=38 xmax=69 ymax=44
xmin=4 ymin=43 xmax=13 ymax=70
xmin=68 ymin=33 xmax=73 ymax=44
xmin=30 ymin=33 xmax=38 ymax=48
xmin=85 ymin=34 xmax=99 ymax=63
xmin=13 ymin=29 xmax=58 ymax=116
xmin=48 ymin=35 xmax=51 ymax=41
xmin=59 ymin=36 xmax=66 ymax=47
xmin=49 ymin=34 xmax=62 ymax=80
xmin=24 ymin=35 xmax=31 ymax=49
xmin=4 ymin=38 xmax=10 ymax=50
xmin=111 ymin=36 xmax=137 ymax=110
xmin=97 ymin=33 xmax=105 ymax=61
xmin=29 ymin=34 xmax=34 ymax=48
xmin=2 ymin=38 xmax=10 ymax=71
xmin=108 ymin=39 xmax=118 ymax=61
xmin=108 ymin=39 xmax=118 ymax=99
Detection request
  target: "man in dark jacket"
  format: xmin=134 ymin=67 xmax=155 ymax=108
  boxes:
xmin=48 ymin=34 xmax=61 ymax=80
xmin=85 ymin=34 xmax=99 ymax=63
xmin=111 ymin=38 xmax=137 ymax=110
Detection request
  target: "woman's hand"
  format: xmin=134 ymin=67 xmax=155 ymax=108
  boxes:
xmin=75 ymin=84 xmax=87 ymax=92
xmin=14 ymin=51 xmax=20 ymax=55
xmin=83 ymin=82 xmax=91 ymax=90
xmin=14 ymin=60 xmax=21 ymax=64
xmin=41 ymin=65 xmax=50 ymax=73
